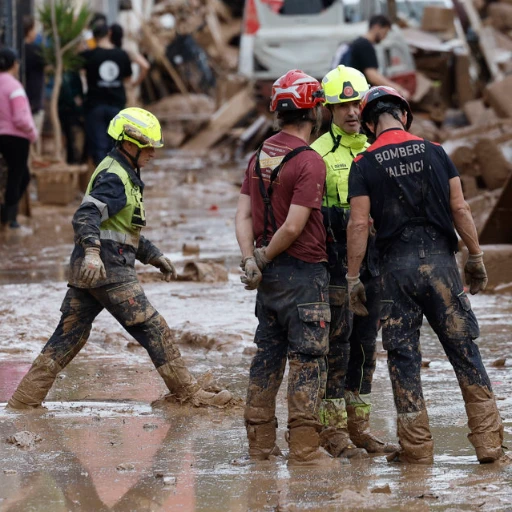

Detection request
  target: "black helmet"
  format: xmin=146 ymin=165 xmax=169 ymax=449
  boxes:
xmin=360 ymin=86 xmax=413 ymax=134
xmin=0 ymin=47 xmax=18 ymax=72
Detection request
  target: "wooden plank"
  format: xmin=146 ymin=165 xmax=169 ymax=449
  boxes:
xmin=181 ymin=86 xmax=256 ymax=150
xmin=479 ymin=171 xmax=512 ymax=244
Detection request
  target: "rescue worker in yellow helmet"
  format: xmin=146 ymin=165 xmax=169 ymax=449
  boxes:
xmin=311 ymin=66 xmax=398 ymax=457
xmin=7 ymin=107 xmax=232 ymax=410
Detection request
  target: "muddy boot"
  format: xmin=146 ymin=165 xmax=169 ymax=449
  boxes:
xmin=462 ymin=385 xmax=504 ymax=463
xmin=246 ymin=419 xmax=283 ymax=460
xmin=319 ymin=398 xmax=368 ymax=459
xmin=386 ymin=410 xmax=434 ymax=464
xmin=346 ymin=392 xmax=399 ymax=454
xmin=7 ymin=354 xmax=62 ymax=410
xmin=287 ymin=426 xmax=335 ymax=467
xmin=157 ymin=357 xmax=232 ymax=407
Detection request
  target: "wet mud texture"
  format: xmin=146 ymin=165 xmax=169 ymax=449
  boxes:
xmin=0 ymin=155 xmax=511 ymax=510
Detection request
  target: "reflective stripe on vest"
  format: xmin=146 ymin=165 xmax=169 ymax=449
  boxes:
xmin=100 ymin=229 xmax=139 ymax=248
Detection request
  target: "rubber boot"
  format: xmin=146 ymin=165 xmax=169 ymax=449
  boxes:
xmin=346 ymin=392 xmax=399 ymax=454
xmin=7 ymin=354 xmax=62 ymax=410
xmin=287 ymin=426 xmax=335 ymax=467
xmin=246 ymin=419 xmax=283 ymax=460
xmin=318 ymin=398 xmax=368 ymax=459
xmin=386 ymin=409 xmax=434 ymax=464
xmin=462 ymin=385 xmax=504 ymax=463
xmin=156 ymin=357 xmax=232 ymax=407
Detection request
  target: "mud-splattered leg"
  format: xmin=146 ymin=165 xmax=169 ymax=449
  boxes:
xmin=381 ymin=271 xmax=434 ymax=464
xmin=97 ymin=281 xmax=231 ymax=407
xmin=245 ymin=304 xmax=287 ymax=460
xmin=423 ymin=267 xmax=504 ymax=463
xmin=345 ymin=274 xmax=397 ymax=453
xmin=8 ymin=287 xmax=103 ymax=409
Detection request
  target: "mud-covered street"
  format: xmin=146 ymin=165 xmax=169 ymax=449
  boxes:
xmin=0 ymin=153 xmax=511 ymax=511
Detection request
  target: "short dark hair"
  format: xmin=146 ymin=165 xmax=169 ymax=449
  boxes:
xmin=23 ymin=15 xmax=35 ymax=38
xmin=0 ymin=47 xmax=18 ymax=71
xmin=369 ymin=14 xmax=392 ymax=29
xmin=89 ymin=12 xmax=107 ymax=29
xmin=109 ymin=23 xmax=124 ymax=48
xmin=92 ymin=21 xmax=109 ymax=40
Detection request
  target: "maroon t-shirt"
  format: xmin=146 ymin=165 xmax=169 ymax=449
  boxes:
xmin=240 ymin=131 xmax=327 ymax=263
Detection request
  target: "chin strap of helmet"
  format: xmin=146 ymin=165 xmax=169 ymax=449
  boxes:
xmin=117 ymin=138 xmax=142 ymax=175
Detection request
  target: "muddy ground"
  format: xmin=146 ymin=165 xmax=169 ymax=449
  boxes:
xmin=0 ymin=151 xmax=511 ymax=512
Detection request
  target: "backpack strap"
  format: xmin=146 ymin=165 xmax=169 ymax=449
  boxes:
xmin=253 ymin=144 xmax=313 ymax=246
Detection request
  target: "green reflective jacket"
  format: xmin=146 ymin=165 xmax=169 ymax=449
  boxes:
xmin=86 ymin=157 xmax=145 ymax=243
xmin=311 ymin=124 xmax=368 ymax=209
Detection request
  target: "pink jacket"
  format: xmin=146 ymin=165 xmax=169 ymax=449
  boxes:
xmin=0 ymin=72 xmax=37 ymax=143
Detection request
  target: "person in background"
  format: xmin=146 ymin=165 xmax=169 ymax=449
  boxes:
xmin=336 ymin=15 xmax=410 ymax=100
xmin=23 ymin=15 xmax=46 ymax=159
xmin=80 ymin=21 xmax=132 ymax=166
xmin=0 ymin=47 xmax=37 ymax=229
xmin=58 ymin=70 xmax=86 ymax=165
xmin=109 ymin=23 xmax=150 ymax=105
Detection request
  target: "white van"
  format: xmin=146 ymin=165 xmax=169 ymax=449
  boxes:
xmin=238 ymin=0 xmax=416 ymax=93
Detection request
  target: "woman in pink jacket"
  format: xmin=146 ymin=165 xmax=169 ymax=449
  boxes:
xmin=0 ymin=47 xmax=37 ymax=229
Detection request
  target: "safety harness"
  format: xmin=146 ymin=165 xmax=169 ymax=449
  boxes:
xmin=253 ymin=144 xmax=312 ymax=246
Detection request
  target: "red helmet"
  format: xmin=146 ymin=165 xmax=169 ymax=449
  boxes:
xmin=270 ymin=69 xmax=324 ymax=112
xmin=360 ymin=86 xmax=413 ymax=133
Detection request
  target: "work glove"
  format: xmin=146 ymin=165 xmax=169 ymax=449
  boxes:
xmin=80 ymin=246 xmax=106 ymax=287
xmin=346 ymin=273 xmax=368 ymax=316
xmin=464 ymin=252 xmax=488 ymax=295
xmin=150 ymin=255 xmax=178 ymax=282
xmin=253 ymin=247 xmax=272 ymax=271
xmin=240 ymin=256 xmax=262 ymax=290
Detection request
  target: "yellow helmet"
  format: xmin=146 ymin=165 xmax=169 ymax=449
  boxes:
xmin=108 ymin=107 xmax=164 ymax=148
xmin=322 ymin=65 xmax=369 ymax=105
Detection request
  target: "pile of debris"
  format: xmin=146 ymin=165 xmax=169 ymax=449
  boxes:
xmin=393 ymin=1 xmax=512 ymax=268
xmin=136 ymin=0 xmax=256 ymax=153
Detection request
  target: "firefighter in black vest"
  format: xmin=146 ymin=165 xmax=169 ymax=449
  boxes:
xmin=8 ymin=107 xmax=232 ymax=410
xmin=346 ymin=86 xmax=504 ymax=464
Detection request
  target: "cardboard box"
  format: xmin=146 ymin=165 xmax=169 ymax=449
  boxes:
xmin=485 ymin=76 xmax=512 ymax=118
xmin=421 ymin=6 xmax=455 ymax=35
xmin=489 ymin=3 xmax=512 ymax=31
xmin=34 ymin=165 xmax=85 ymax=205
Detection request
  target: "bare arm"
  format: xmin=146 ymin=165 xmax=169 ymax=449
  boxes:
xmin=449 ymin=177 xmax=481 ymax=255
xmin=235 ymin=193 xmax=255 ymax=259
xmin=264 ymin=204 xmax=312 ymax=260
xmin=128 ymin=49 xmax=150 ymax=87
xmin=347 ymin=195 xmax=371 ymax=277
xmin=364 ymin=68 xmax=410 ymax=100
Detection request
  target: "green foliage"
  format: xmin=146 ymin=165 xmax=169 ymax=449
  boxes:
xmin=38 ymin=0 xmax=92 ymax=72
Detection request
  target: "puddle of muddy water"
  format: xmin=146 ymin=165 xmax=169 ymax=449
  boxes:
xmin=0 ymin=153 xmax=511 ymax=511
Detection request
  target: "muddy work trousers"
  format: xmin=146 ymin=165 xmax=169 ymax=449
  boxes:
xmin=41 ymin=281 xmax=181 ymax=370
xmin=326 ymin=241 xmax=380 ymax=399
xmin=245 ymin=255 xmax=330 ymax=432
xmin=380 ymin=230 xmax=502 ymax=459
